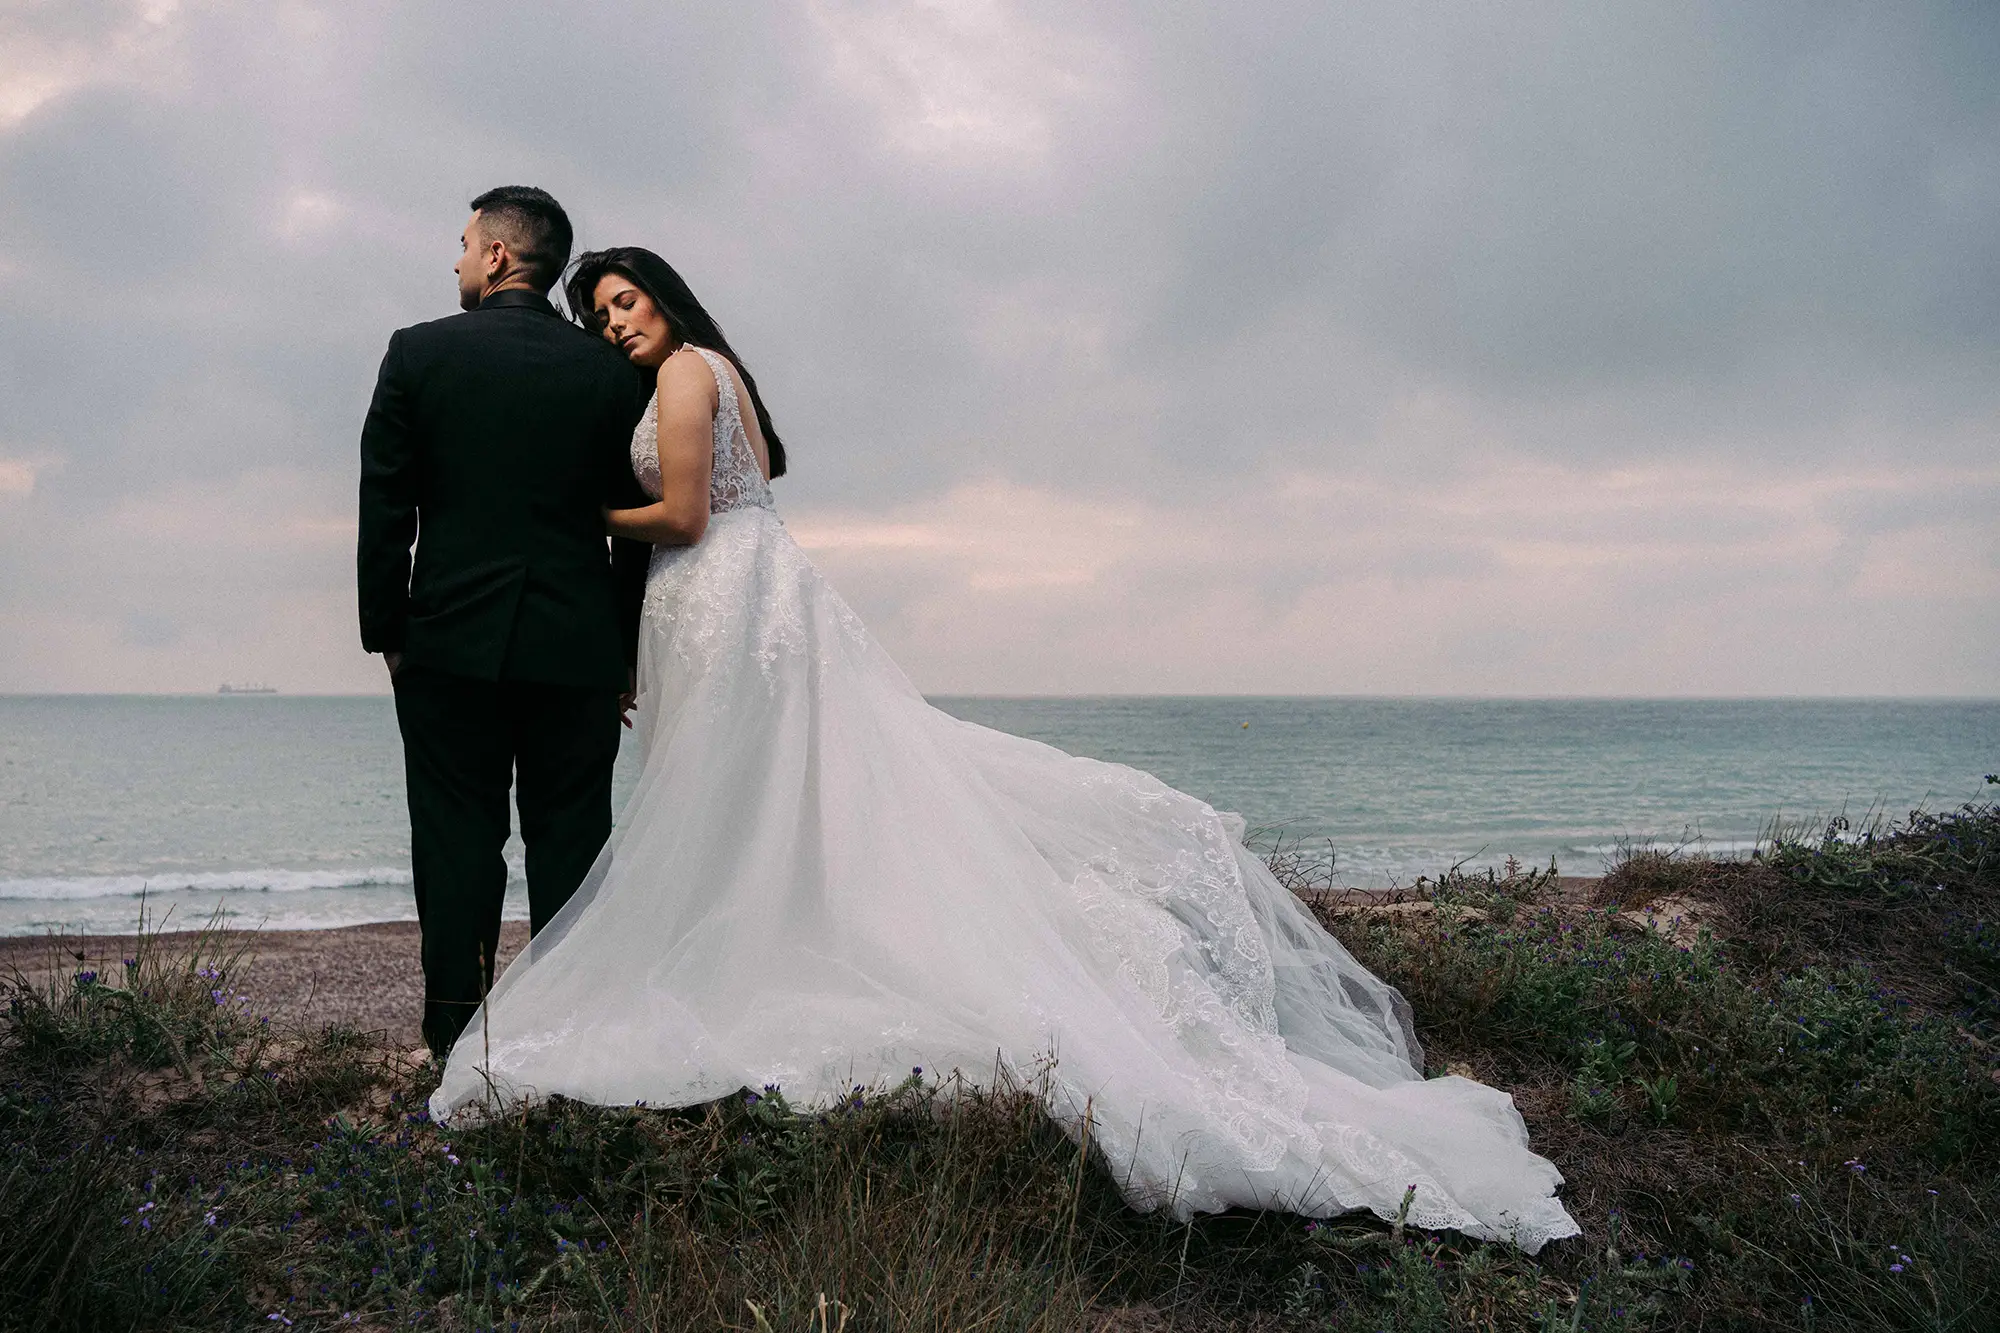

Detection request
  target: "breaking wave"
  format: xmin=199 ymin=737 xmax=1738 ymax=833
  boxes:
xmin=0 ymin=867 xmax=416 ymax=902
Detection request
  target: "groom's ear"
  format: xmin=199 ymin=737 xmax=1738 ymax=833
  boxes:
xmin=470 ymin=218 xmax=507 ymax=274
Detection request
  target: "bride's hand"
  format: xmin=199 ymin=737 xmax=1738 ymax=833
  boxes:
xmin=604 ymin=500 xmax=705 ymax=544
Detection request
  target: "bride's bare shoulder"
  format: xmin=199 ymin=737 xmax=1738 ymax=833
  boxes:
xmin=655 ymin=345 xmax=719 ymax=413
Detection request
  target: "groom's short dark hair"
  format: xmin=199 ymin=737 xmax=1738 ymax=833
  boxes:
xmin=469 ymin=186 xmax=573 ymax=292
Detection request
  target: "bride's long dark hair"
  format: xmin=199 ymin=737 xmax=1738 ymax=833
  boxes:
xmin=565 ymin=247 xmax=787 ymax=478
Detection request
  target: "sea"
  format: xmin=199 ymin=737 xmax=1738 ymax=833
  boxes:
xmin=0 ymin=695 xmax=1993 ymax=937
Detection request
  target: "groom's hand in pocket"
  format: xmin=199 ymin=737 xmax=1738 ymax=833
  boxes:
xmin=382 ymin=651 xmax=403 ymax=680
xmin=619 ymin=669 xmax=637 ymax=728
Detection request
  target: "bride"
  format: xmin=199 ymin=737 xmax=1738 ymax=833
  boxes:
xmin=430 ymin=247 xmax=1580 ymax=1253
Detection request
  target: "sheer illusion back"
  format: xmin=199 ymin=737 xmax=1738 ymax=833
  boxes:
xmin=631 ymin=346 xmax=772 ymax=515
xmin=435 ymin=348 xmax=1581 ymax=1253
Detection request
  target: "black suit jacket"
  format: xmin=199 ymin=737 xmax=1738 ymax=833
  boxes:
xmin=357 ymin=289 xmax=653 ymax=691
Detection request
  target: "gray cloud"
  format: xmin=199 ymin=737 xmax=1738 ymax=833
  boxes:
xmin=0 ymin=0 xmax=1994 ymax=694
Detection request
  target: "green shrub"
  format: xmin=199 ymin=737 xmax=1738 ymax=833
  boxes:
xmin=5 ymin=926 xmax=257 ymax=1073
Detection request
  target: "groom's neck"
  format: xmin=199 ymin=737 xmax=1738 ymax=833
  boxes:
xmin=479 ymin=275 xmax=544 ymax=303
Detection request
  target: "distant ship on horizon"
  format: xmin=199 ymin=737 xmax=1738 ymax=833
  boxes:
xmin=218 ymin=682 xmax=278 ymax=695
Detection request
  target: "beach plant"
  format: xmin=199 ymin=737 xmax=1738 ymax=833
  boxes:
xmin=0 ymin=922 xmax=264 ymax=1324
xmin=4 ymin=911 xmax=257 ymax=1074
xmin=1633 ymin=1072 xmax=1677 ymax=1126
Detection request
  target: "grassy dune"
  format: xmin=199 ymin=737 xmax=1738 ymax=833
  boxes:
xmin=4 ymin=781 xmax=1996 ymax=1330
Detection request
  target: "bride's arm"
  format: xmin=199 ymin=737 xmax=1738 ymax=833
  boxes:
xmin=605 ymin=353 xmax=715 ymax=545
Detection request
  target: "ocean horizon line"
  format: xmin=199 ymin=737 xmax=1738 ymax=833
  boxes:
xmin=3 ymin=691 xmax=1998 ymax=703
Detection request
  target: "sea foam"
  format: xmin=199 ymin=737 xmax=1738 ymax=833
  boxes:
xmin=0 ymin=867 xmax=415 ymax=902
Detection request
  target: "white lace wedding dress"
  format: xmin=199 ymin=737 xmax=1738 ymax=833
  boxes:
xmin=431 ymin=348 xmax=1580 ymax=1252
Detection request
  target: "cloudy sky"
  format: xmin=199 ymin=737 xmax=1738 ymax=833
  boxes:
xmin=1 ymin=0 xmax=1995 ymax=695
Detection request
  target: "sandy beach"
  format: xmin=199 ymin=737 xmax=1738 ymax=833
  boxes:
xmin=0 ymin=920 xmax=533 ymax=1049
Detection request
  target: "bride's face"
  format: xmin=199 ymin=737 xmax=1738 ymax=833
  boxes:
xmin=593 ymin=274 xmax=674 ymax=368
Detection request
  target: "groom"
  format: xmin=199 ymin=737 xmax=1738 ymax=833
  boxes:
xmin=356 ymin=186 xmax=652 ymax=1058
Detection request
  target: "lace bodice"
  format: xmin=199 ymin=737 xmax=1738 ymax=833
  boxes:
xmin=630 ymin=346 xmax=775 ymax=516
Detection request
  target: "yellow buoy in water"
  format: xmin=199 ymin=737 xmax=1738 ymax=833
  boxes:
xmin=1241 ymin=721 xmax=1250 ymax=729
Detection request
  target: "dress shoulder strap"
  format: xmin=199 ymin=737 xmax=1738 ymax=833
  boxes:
xmin=687 ymin=346 xmax=741 ymax=422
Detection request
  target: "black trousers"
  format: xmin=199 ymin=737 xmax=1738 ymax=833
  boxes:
xmin=392 ymin=665 xmax=622 ymax=1057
